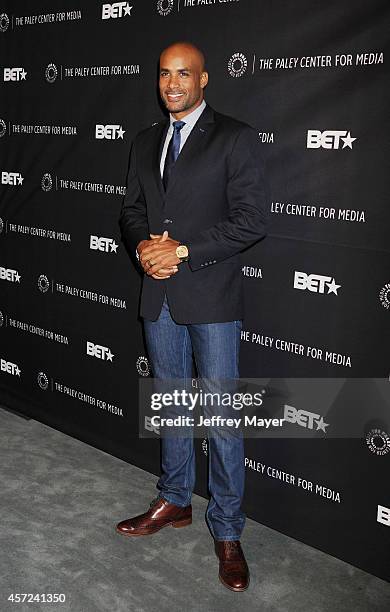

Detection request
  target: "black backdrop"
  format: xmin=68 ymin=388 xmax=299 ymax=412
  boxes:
xmin=1 ymin=0 xmax=389 ymax=582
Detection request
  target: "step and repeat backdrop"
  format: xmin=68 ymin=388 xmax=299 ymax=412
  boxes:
xmin=1 ymin=0 xmax=389 ymax=581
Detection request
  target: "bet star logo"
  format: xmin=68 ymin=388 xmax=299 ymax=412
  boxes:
xmin=95 ymin=124 xmax=126 ymax=140
xmin=1 ymin=171 xmax=24 ymax=185
xmin=0 ymin=358 xmax=21 ymax=376
xmin=307 ymin=129 xmax=357 ymax=149
xmin=284 ymin=405 xmax=330 ymax=433
xmin=0 ymin=267 xmax=21 ymax=283
xmin=101 ymin=2 xmax=132 ymax=19
xmin=315 ymin=416 xmax=329 ymax=432
xmin=3 ymin=67 xmax=27 ymax=81
xmin=340 ymin=131 xmax=356 ymax=148
xmin=326 ymin=278 xmax=341 ymax=295
xmin=294 ymin=271 xmax=341 ymax=295
xmin=86 ymin=341 xmax=115 ymax=361
xmin=90 ymin=236 xmax=119 ymax=253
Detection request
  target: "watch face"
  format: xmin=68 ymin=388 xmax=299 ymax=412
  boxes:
xmin=177 ymin=245 xmax=188 ymax=258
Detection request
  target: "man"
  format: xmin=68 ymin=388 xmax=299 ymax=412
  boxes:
xmin=117 ymin=41 xmax=267 ymax=592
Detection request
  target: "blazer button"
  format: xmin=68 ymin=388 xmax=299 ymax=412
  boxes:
xmin=163 ymin=218 xmax=173 ymax=224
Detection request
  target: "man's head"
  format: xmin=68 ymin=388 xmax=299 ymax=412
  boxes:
xmin=159 ymin=42 xmax=208 ymax=119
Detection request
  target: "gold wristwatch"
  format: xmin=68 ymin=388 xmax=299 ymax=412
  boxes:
xmin=176 ymin=244 xmax=189 ymax=262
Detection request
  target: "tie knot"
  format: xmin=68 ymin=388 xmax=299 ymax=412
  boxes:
xmin=172 ymin=120 xmax=185 ymax=132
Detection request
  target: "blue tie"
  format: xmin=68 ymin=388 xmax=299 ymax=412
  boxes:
xmin=163 ymin=120 xmax=185 ymax=190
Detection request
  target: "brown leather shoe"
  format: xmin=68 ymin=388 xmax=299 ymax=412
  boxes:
xmin=215 ymin=540 xmax=250 ymax=592
xmin=116 ymin=497 xmax=192 ymax=537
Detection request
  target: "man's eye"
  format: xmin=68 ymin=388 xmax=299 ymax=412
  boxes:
xmin=160 ymin=72 xmax=169 ymax=77
xmin=180 ymin=73 xmax=189 ymax=77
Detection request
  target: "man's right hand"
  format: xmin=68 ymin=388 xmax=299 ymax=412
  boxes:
xmin=137 ymin=231 xmax=178 ymax=279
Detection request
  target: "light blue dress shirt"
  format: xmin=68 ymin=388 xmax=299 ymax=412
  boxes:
xmin=160 ymin=99 xmax=207 ymax=177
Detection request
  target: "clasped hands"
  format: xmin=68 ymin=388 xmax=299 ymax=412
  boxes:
xmin=137 ymin=230 xmax=181 ymax=279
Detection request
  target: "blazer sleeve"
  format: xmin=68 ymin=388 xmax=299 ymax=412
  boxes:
xmin=119 ymin=139 xmax=150 ymax=257
xmin=187 ymin=125 xmax=268 ymax=272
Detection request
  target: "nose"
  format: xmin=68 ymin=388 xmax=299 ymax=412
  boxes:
xmin=167 ymin=74 xmax=179 ymax=89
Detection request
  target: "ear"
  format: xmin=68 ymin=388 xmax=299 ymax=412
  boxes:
xmin=200 ymin=71 xmax=209 ymax=89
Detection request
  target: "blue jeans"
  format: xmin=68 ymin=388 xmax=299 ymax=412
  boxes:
xmin=143 ymin=294 xmax=245 ymax=541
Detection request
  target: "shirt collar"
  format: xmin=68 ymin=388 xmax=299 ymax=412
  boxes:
xmin=169 ymin=99 xmax=206 ymax=130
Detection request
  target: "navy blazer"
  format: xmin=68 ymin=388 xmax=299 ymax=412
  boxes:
xmin=119 ymin=104 xmax=267 ymax=324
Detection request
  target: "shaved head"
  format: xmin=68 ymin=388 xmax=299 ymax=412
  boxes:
xmin=160 ymin=42 xmax=206 ymax=72
xmin=159 ymin=41 xmax=208 ymax=120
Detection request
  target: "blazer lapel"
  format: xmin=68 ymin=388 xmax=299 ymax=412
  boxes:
xmin=152 ymin=119 xmax=169 ymax=199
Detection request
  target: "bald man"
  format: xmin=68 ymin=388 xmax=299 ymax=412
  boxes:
xmin=117 ymin=42 xmax=267 ymax=592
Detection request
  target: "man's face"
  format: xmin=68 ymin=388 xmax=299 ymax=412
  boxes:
xmin=159 ymin=46 xmax=208 ymax=119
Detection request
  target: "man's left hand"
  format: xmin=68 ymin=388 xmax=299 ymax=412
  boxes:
xmin=141 ymin=232 xmax=181 ymax=276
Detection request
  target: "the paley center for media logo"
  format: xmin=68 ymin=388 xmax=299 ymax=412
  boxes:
xmin=37 ymin=371 xmax=49 ymax=390
xmin=136 ymin=355 xmax=150 ymax=377
xmin=228 ymin=53 xmax=248 ymax=78
xmin=0 ymin=13 xmax=9 ymax=32
xmin=366 ymin=428 xmax=390 ymax=456
xmin=41 ymin=173 xmax=53 ymax=191
xmin=379 ymin=283 xmax=390 ymax=310
xmin=157 ymin=0 xmax=174 ymax=16
xmin=38 ymin=274 xmax=50 ymax=293
xmin=45 ymin=63 xmax=58 ymax=83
